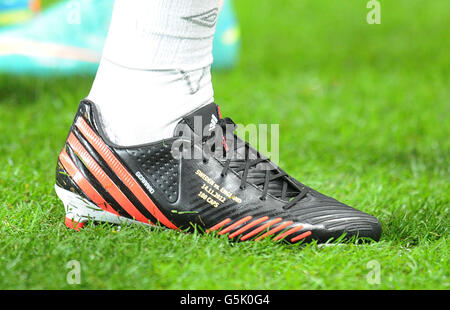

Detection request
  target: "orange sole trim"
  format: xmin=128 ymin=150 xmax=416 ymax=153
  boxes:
xmin=64 ymin=217 xmax=85 ymax=231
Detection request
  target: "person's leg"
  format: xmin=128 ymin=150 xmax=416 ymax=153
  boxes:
xmin=88 ymin=0 xmax=223 ymax=145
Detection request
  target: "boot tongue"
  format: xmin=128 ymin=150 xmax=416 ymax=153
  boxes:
xmin=178 ymin=102 xmax=221 ymax=137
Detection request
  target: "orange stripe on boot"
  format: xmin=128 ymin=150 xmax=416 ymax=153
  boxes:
xmin=75 ymin=117 xmax=178 ymax=230
xmin=273 ymin=225 xmax=304 ymax=241
xmin=241 ymin=218 xmax=282 ymax=241
xmin=207 ymin=218 xmax=231 ymax=233
xmin=218 ymin=216 xmax=253 ymax=235
xmin=67 ymin=133 xmax=148 ymax=223
xmin=59 ymin=149 xmax=119 ymax=216
xmin=291 ymin=231 xmax=312 ymax=242
xmin=255 ymin=221 xmax=293 ymax=241
xmin=228 ymin=216 xmax=269 ymax=239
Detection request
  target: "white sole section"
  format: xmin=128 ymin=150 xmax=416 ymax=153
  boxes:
xmin=55 ymin=184 xmax=153 ymax=228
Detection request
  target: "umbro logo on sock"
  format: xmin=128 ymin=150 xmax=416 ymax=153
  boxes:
xmin=183 ymin=8 xmax=219 ymax=28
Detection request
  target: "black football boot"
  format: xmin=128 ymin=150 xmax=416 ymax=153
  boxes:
xmin=55 ymin=99 xmax=381 ymax=243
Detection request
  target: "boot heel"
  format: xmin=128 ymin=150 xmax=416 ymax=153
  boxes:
xmin=55 ymin=184 xmax=152 ymax=230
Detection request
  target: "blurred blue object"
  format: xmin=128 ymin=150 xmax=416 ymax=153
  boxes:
xmin=0 ymin=0 xmax=40 ymax=26
xmin=0 ymin=0 xmax=240 ymax=75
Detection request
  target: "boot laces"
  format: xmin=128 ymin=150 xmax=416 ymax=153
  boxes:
xmin=203 ymin=117 xmax=309 ymax=210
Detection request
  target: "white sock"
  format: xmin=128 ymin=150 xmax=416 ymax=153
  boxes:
xmin=88 ymin=0 xmax=223 ymax=146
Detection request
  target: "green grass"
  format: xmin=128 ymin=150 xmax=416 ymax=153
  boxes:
xmin=0 ymin=0 xmax=448 ymax=289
